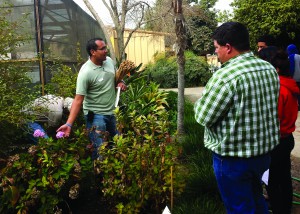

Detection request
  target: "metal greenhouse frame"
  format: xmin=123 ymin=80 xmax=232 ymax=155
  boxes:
xmin=0 ymin=0 xmax=105 ymax=94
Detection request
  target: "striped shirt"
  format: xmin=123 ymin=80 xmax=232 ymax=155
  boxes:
xmin=194 ymin=52 xmax=280 ymax=158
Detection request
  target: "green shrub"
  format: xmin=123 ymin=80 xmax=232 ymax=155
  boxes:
xmin=144 ymin=51 xmax=212 ymax=88
xmin=0 ymin=3 xmax=35 ymax=125
xmin=0 ymin=61 xmax=40 ymax=151
xmin=0 ymin=2 xmax=31 ymax=57
xmin=0 ymin=127 xmax=93 ymax=214
xmin=164 ymin=91 xmax=179 ymax=131
xmin=96 ymin=79 xmax=185 ymax=213
xmin=0 ymin=4 xmax=39 ymax=151
xmin=44 ymin=44 xmax=84 ymax=99
xmin=44 ymin=62 xmax=78 ymax=98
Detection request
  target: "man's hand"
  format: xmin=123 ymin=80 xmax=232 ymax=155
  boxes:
xmin=117 ymin=81 xmax=127 ymax=91
xmin=56 ymin=124 xmax=71 ymax=137
xmin=57 ymin=94 xmax=84 ymax=138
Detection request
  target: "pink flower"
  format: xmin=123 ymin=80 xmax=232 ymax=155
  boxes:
xmin=86 ymin=143 xmax=93 ymax=149
xmin=33 ymin=129 xmax=45 ymax=138
xmin=56 ymin=131 xmax=65 ymax=139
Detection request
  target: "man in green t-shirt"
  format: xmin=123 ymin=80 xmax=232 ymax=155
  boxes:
xmin=57 ymin=38 xmax=126 ymax=159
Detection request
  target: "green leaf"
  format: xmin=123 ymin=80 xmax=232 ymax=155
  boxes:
xmin=42 ymin=176 xmax=49 ymax=186
xmin=9 ymin=186 xmax=20 ymax=206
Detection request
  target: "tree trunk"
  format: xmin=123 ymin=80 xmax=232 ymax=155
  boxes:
xmin=173 ymin=0 xmax=186 ymax=135
xmin=82 ymin=0 xmax=116 ymax=62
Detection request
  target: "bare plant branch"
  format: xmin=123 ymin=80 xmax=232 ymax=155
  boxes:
xmin=82 ymin=0 xmax=116 ymax=62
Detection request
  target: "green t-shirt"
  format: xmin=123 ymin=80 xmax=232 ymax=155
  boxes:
xmin=76 ymin=57 xmax=116 ymax=115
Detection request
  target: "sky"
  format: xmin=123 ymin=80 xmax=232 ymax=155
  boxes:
xmin=214 ymin=0 xmax=233 ymax=12
xmin=73 ymin=0 xmax=113 ymax=25
xmin=74 ymin=0 xmax=233 ymax=26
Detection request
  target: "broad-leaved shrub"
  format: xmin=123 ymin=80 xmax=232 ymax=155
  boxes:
xmin=96 ymin=79 xmax=185 ymax=213
xmin=0 ymin=127 xmax=93 ymax=214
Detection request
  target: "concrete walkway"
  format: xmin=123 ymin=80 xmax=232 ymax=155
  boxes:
xmin=163 ymin=87 xmax=300 ymax=158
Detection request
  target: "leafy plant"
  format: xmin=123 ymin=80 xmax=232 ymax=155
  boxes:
xmin=0 ymin=127 xmax=94 ymax=214
xmin=44 ymin=43 xmax=84 ymax=98
xmin=232 ymin=0 xmax=300 ymax=49
xmin=0 ymin=2 xmax=31 ymax=58
xmin=96 ymin=79 xmax=185 ymax=213
xmin=0 ymin=61 xmax=40 ymax=152
xmin=44 ymin=62 xmax=78 ymax=98
xmin=0 ymin=3 xmax=39 ymax=151
xmin=144 ymin=51 xmax=212 ymax=88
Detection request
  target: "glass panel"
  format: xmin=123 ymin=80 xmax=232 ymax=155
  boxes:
xmin=42 ymin=0 xmax=105 ymax=61
xmin=26 ymin=64 xmax=41 ymax=83
xmin=0 ymin=0 xmax=105 ymax=84
xmin=0 ymin=1 xmax=36 ymax=60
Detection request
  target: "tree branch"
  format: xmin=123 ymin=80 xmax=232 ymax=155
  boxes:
xmin=82 ymin=0 xmax=116 ymax=62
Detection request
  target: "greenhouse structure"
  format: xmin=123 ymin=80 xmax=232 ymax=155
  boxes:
xmin=0 ymin=0 xmax=105 ymax=92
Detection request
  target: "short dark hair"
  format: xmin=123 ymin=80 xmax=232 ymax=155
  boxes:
xmin=86 ymin=38 xmax=104 ymax=56
xmin=257 ymin=35 xmax=275 ymax=46
xmin=212 ymin=22 xmax=250 ymax=51
xmin=258 ymin=46 xmax=278 ymax=62
xmin=270 ymin=50 xmax=290 ymax=76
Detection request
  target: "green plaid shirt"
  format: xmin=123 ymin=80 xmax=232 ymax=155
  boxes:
xmin=194 ymin=52 xmax=280 ymax=158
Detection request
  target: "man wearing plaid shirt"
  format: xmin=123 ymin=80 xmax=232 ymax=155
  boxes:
xmin=194 ymin=22 xmax=280 ymax=213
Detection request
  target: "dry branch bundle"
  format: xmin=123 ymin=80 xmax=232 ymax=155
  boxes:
xmin=115 ymin=60 xmax=136 ymax=83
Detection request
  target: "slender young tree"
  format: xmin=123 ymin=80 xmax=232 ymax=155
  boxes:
xmin=83 ymin=0 xmax=150 ymax=62
xmin=173 ymin=0 xmax=187 ymax=135
xmin=144 ymin=0 xmax=218 ymax=55
xmin=82 ymin=0 xmax=116 ymax=61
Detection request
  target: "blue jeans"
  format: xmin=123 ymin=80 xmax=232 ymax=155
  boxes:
xmin=213 ymin=153 xmax=270 ymax=214
xmin=84 ymin=114 xmax=118 ymax=160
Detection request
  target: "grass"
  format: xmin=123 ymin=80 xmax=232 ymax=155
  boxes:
xmin=171 ymin=98 xmax=226 ymax=214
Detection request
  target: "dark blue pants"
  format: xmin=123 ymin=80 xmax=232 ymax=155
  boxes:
xmin=213 ymin=153 xmax=270 ymax=214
